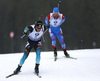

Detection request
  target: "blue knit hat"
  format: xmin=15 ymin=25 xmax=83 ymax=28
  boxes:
xmin=53 ymin=7 xmax=59 ymax=13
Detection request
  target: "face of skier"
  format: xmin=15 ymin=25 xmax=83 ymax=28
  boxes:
xmin=36 ymin=26 xmax=42 ymax=32
xmin=53 ymin=13 xmax=59 ymax=18
xmin=53 ymin=7 xmax=59 ymax=18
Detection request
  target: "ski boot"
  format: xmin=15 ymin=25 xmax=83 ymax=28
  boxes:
xmin=54 ymin=48 xmax=57 ymax=61
xmin=34 ymin=63 xmax=41 ymax=78
xmin=64 ymin=50 xmax=70 ymax=58
xmin=14 ymin=65 xmax=22 ymax=74
xmin=54 ymin=48 xmax=57 ymax=57
xmin=54 ymin=51 xmax=57 ymax=58
xmin=35 ymin=63 xmax=39 ymax=74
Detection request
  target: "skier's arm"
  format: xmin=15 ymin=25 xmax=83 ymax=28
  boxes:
xmin=60 ymin=14 xmax=66 ymax=25
xmin=43 ymin=24 xmax=47 ymax=31
xmin=45 ymin=15 xmax=50 ymax=28
xmin=24 ymin=26 xmax=33 ymax=34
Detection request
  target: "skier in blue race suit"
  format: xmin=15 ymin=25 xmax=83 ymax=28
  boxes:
xmin=45 ymin=7 xmax=70 ymax=59
xmin=14 ymin=21 xmax=47 ymax=74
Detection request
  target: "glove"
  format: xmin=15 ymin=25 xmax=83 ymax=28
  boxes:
xmin=44 ymin=24 xmax=49 ymax=29
xmin=46 ymin=24 xmax=50 ymax=28
xmin=23 ymin=26 xmax=29 ymax=35
xmin=23 ymin=31 xmax=27 ymax=35
xmin=47 ymin=25 xmax=50 ymax=28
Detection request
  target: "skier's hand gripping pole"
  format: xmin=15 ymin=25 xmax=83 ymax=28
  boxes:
xmin=21 ymin=26 xmax=28 ymax=39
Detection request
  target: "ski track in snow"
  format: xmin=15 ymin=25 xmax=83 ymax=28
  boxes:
xmin=0 ymin=49 xmax=100 ymax=81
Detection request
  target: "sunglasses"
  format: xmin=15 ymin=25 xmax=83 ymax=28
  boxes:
xmin=37 ymin=24 xmax=42 ymax=27
xmin=37 ymin=28 xmax=42 ymax=29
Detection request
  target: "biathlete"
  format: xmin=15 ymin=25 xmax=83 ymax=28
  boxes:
xmin=14 ymin=21 xmax=47 ymax=74
xmin=45 ymin=7 xmax=70 ymax=59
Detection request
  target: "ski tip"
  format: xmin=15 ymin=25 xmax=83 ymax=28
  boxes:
xmin=6 ymin=74 xmax=14 ymax=78
xmin=6 ymin=76 xmax=9 ymax=78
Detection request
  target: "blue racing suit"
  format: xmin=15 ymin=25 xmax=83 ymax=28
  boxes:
xmin=45 ymin=13 xmax=66 ymax=50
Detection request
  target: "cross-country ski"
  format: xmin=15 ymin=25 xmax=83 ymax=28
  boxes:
xmin=6 ymin=73 xmax=16 ymax=78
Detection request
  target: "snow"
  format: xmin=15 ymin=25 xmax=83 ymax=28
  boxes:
xmin=0 ymin=49 xmax=100 ymax=81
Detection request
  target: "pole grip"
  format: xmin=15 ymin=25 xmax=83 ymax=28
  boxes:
xmin=58 ymin=1 xmax=61 ymax=8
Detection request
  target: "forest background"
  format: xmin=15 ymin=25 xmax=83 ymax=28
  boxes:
xmin=0 ymin=0 xmax=100 ymax=53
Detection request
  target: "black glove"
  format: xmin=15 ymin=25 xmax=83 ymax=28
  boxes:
xmin=47 ymin=25 xmax=50 ymax=28
xmin=23 ymin=32 xmax=27 ymax=35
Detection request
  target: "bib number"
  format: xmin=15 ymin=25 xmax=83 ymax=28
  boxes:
xmin=54 ymin=21 xmax=58 ymax=26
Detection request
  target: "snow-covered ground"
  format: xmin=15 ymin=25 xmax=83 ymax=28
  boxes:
xmin=0 ymin=49 xmax=100 ymax=81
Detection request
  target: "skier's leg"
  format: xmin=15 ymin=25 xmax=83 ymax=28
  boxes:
xmin=19 ymin=50 xmax=29 ymax=66
xmin=34 ymin=42 xmax=41 ymax=73
xmin=57 ymin=28 xmax=66 ymax=49
xmin=19 ymin=41 xmax=32 ymax=66
xmin=14 ymin=41 xmax=32 ymax=74
xmin=14 ymin=50 xmax=29 ymax=74
xmin=35 ymin=48 xmax=41 ymax=73
xmin=49 ymin=28 xmax=57 ymax=57
xmin=57 ymin=28 xmax=70 ymax=57
xmin=36 ymin=48 xmax=41 ymax=65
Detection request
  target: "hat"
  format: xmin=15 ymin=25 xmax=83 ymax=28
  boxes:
xmin=35 ymin=20 xmax=43 ymax=27
xmin=53 ymin=7 xmax=59 ymax=13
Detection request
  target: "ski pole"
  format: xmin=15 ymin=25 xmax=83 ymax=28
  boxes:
xmin=41 ymin=29 xmax=48 ymax=36
xmin=58 ymin=1 xmax=61 ymax=8
xmin=35 ymin=15 xmax=43 ymax=24
xmin=21 ymin=34 xmax=25 ymax=39
xmin=38 ymin=15 xmax=43 ymax=21
xmin=41 ymin=29 xmax=48 ymax=42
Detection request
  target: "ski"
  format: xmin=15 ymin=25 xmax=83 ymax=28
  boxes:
xmin=69 ymin=57 xmax=77 ymax=60
xmin=6 ymin=73 xmax=16 ymax=78
xmin=54 ymin=57 xmax=57 ymax=61
xmin=61 ymin=56 xmax=77 ymax=60
xmin=34 ymin=72 xmax=41 ymax=78
xmin=54 ymin=56 xmax=77 ymax=61
xmin=67 ymin=57 xmax=77 ymax=60
xmin=6 ymin=71 xmax=21 ymax=78
xmin=6 ymin=72 xmax=42 ymax=78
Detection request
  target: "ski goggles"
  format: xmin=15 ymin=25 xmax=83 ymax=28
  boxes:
xmin=37 ymin=27 xmax=42 ymax=29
